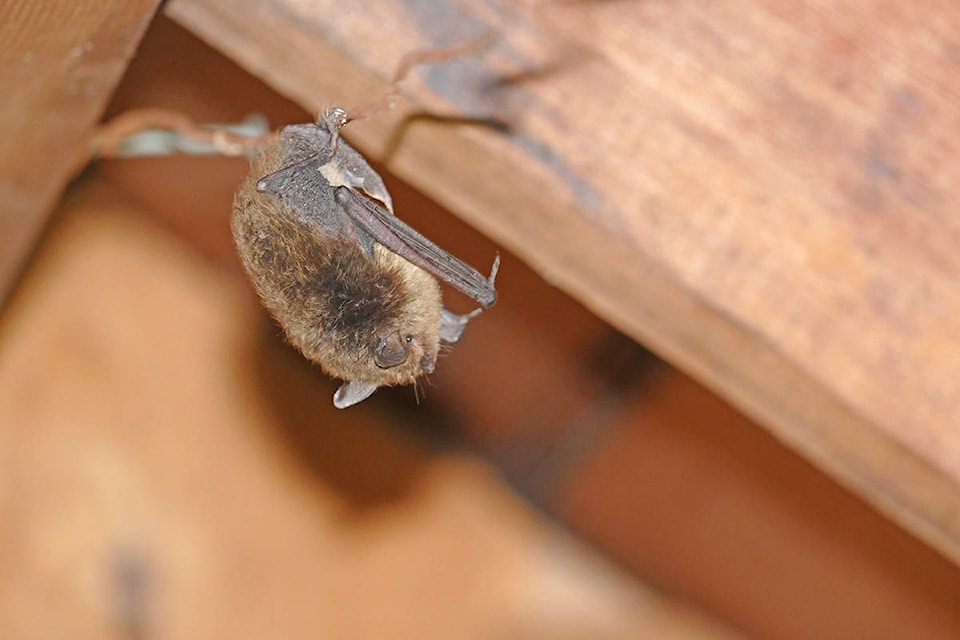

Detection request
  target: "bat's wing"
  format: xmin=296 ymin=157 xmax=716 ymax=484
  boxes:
xmin=277 ymin=122 xmax=394 ymax=213
xmin=255 ymin=149 xmax=497 ymax=307
xmin=335 ymin=139 xmax=394 ymax=214
xmin=334 ymin=186 xmax=498 ymax=308
xmin=257 ymin=154 xmax=366 ymax=244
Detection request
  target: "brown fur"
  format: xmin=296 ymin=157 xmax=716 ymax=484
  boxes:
xmin=232 ymin=134 xmax=442 ymax=388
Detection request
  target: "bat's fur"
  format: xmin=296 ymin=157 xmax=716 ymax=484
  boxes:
xmin=232 ymin=134 xmax=442 ymax=388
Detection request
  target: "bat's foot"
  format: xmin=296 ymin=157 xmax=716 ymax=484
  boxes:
xmin=440 ymin=307 xmax=483 ymax=344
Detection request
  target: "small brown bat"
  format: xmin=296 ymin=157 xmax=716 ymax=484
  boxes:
xmin=232 ymin=107 xmax=498 ymax=408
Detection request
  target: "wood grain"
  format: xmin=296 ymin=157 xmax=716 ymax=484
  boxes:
xmin=165 ymin=0 xmax=960 ymax=564
xmin=0 ymin=0 xmax=160 ymax=302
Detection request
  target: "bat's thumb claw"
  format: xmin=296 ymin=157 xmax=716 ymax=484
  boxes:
xmin=476 ymin=254 xmax=500 ymax=308
xmin=488 ymin=254 xmax=501 ymax=285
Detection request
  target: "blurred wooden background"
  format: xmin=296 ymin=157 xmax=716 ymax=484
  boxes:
xmin=2 ymin=3 xmax=960 ymax=640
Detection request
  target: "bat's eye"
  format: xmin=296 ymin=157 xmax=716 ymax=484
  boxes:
xmin=405 ymin=335 xmax=413 ymax=343
xmin=373 ymin=331 xmax=409 ymax=368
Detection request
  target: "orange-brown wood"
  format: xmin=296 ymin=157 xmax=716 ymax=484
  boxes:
xmin=166 ymin=0 xmax=960 ymax=565
xmin=0 ymin=0 xmax=160 ymax=302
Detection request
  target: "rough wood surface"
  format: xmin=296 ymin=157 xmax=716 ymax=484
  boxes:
xmin=166 ymin=0 xmax=960 ymax=564
xmin=0 ymin=0 xmax=160 ymax=302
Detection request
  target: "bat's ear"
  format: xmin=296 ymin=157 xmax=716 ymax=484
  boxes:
xmin=373 ymin=331 xmax=409 ymax=368
xmin=333 ymin=380 xmax=378 ymax=408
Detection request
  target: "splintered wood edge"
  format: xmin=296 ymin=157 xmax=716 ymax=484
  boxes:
xmin=166 ymin=0 xmax=960 ymax=565
xmin=0 ymin=0 xmax=162 ymax=304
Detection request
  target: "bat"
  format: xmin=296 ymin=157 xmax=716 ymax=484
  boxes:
xmin=231 ymin=107 xmax=499 ymax=408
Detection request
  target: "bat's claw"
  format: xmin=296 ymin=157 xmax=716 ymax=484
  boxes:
xmin=476 ymin=254 xmax=500 ymax=308
xmin=322 ymin=107 xmax=349 ymax=130
xmin=487 ymin=254 xmax=501 ymax=287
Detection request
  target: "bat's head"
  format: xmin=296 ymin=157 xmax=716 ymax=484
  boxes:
xmin=326 ymin=245 xmax=444 ymax=409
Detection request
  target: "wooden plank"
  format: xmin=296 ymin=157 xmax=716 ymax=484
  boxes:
xmin=166 ymin=0 xmax=960 ymax=564
xmin=0 ymin=0 xmax=160 ymax=302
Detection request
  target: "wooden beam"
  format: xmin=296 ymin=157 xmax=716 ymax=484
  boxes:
xmin=167 ymin=0 xmax=960 ymax=564
xmin=0 ymin=0 xmax=161 ymax=302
